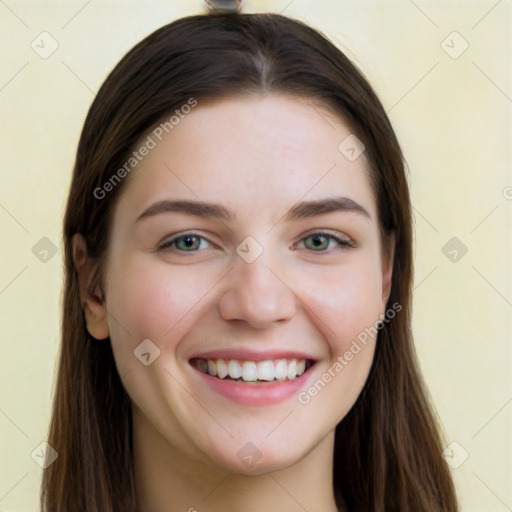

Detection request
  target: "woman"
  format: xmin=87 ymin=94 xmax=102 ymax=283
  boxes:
xmin=41 ymin=12 xmax=458 ymax=512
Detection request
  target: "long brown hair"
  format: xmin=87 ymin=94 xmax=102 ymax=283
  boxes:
xmin=42 ymin=12 xmax=457 ymax=512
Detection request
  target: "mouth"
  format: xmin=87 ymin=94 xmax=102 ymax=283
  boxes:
xmin=190 ymin=357 xmax=315 ymax=384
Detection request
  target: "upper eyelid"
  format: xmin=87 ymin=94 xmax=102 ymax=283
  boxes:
xmin=159 ymin=231 xmax=213 ymax=248
xmin=297 ymin=229 xmax=355 ymax=245
xmin=300 ymin=228 xmax=351 ymax=240
xmin=294 ymin=232 xmax=355 ymax=249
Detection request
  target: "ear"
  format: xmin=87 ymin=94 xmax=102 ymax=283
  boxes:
xmin=72 ymin=234 xmax=109 ymax=340
xmin=381 ymin=233 xmax=395 ymax=308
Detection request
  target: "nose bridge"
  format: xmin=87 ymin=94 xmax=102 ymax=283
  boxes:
xmin=218 ymin=239 xmax=295 ymax=327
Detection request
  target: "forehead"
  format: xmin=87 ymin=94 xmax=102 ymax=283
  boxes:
xmin=117 ymin=94 xmax=376 ymax=221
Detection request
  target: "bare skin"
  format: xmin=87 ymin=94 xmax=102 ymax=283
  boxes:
xmin=74 ymin=94 xmax=392 ymax=512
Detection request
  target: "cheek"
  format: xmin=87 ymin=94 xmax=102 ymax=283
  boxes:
xmin=103 ymin=257 xmax=224 ymax=424
xmin=296 ymin=258 xmax=383 ymax=419
xmin=104 ymin=256 xmax=217 ymax=362
xmin=303 ymin=255 xmax=384 ymax=349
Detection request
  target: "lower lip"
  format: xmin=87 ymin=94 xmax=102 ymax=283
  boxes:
xmin=191 ymin=365 xmax=315 ymax=406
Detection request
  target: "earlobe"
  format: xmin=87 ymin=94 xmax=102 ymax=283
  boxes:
xmin=381 ymin=235 xmax=395 ymax=306
xmin=83 ymin=306 xmax=110 ymax=340
xmin=72 ymin=234 xmax=109 ymax=340
xmin=382 ymin=261 xmax=393 ymax=304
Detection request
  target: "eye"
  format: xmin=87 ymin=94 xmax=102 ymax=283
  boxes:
xmin=298 ymin=232 xmax=354 ymax=252
xmin=159 ymin=233 xmax=212 ymax=252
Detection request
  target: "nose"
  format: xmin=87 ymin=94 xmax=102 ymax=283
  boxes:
xmin=218 ymin=250 xmax=296 ymax=329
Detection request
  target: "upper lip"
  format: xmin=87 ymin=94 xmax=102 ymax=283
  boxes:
xmin=189 ymin=349 xmax=318 ymax=362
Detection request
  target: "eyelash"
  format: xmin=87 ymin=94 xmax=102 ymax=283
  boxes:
xmin=295 ymin=232 xmax=355 ymax=252
xmin=158 ymin=231 xmax=355 ymax=253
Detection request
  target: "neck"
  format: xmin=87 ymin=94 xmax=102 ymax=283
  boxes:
xmin=132 ymin=409 xmax=339 ymax=512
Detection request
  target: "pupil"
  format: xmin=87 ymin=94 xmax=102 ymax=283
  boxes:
xmin=178 ymin=236 xmax=198 ymax=250
xmin=308 ymin=235 xmax=327 ymax=250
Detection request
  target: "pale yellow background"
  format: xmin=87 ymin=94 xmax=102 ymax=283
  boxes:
xmin=1 ymin=1 xmax=511 ymax=511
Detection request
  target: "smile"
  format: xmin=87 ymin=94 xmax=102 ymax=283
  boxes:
xmin=191 ymin=357 xmax=314 ymax=383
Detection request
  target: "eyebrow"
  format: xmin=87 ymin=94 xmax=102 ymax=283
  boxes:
xmin=137 ymin=199 xmax=234 ymax=222
xmin=283 ymin=196 xmax=371 ymax=222
xmin=136 ymin=196 xmax=371 ymax=223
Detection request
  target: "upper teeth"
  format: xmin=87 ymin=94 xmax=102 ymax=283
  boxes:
xmin=196 ymin=358 xmax=308 ymax=382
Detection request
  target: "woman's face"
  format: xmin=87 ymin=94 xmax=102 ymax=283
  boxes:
xmin=102 ymin=95 xmax=392 ymax=474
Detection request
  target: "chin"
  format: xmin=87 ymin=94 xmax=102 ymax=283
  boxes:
xmin=202 ymin=437 xmax=312 ymax=476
